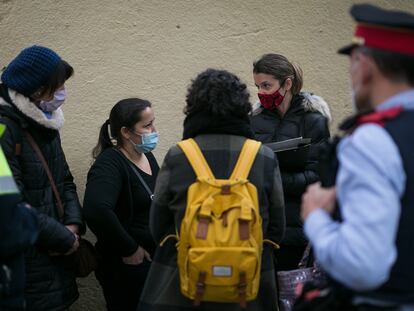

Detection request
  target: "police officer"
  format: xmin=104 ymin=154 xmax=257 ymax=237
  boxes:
xmin=0 ymin=123 xmax=38 ymax=311
xmin=301 ymin=4 xmax=414 ymax=311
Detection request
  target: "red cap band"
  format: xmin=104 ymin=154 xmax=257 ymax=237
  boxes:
xmin=354 ymin=23 xmax=414 ymax=55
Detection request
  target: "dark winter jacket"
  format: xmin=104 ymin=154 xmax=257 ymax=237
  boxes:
xmin=0 ymin=191 xmax=38 ymax=311
xmin=138 ymin=134 xmax=285 ymax=311
xmin=251 ymin=92 xmax=331 ymax=247
xmin=0 ymin=86 xmax=83 ymax=311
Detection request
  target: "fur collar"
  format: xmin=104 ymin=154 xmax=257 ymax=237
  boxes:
xmin=252 ymin=91 xmax=332 ymax=122
xmin=0 ymin=89 xmax=64 ymax=130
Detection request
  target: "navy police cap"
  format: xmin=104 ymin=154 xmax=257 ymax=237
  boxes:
xmin=338 ymin=4 xmax=414 ymax=56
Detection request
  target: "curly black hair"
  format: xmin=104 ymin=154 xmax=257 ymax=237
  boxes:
xmin=184 ymin=69 xmax=251 ymax=118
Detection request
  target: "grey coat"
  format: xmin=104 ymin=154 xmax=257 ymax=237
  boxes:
xmin=138 ymin=134 xmax=285 ymax=311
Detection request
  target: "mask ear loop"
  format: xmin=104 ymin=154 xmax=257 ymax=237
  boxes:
xmin=127 ymin=128 xmax=146 ymax=147
xmin=270 ymin=78 xmax=288 ymax=97
xmin=128 ymin=128 xmax=145 ymax=138
xmin=280 ymin=76 xmax=294 ymax=97
xmin=279 ymin=78 xmax=287 ymax=96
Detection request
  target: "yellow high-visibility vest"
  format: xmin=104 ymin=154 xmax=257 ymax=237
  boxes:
xmin=0 ymin=123 xmax=19 ymax=195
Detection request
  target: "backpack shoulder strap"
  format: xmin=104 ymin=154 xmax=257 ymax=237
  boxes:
xmin=230 ymin=139 xmax=261 ymax=180
xmin=177 ymin=138 xmax=215 ymax=179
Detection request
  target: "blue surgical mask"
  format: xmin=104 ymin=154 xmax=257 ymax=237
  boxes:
xmin=129 ymin=132 xmax=159 ymax=154
xmin=39 ymin=88 xmax=66 ymax=112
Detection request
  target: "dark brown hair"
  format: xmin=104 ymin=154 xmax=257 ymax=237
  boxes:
xmin=92 ymin=98 xmax=152 ymax=158
xmin=253 ymin=53 xmax=303 ymax=95
xmin=33 ymin=60 xmax=74 ymax=99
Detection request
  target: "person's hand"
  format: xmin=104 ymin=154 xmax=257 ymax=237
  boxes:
xmin=49 ymin=230 xmax=79 ymax=256
xmin=301 ymin=183 xmax=336 ymax=221
xmin=64 ymin=232 xmax=79 ymax=256
xmin=122 ymin=246 xmax=152 ymax=265
xmin=65 ymin=224 xmax=79 ymax=235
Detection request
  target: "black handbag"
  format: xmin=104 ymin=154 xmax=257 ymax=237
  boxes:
xmin=25 ymin=131 xmax=98 ymax=278
xmin=73 ymin=238 xmax=99 ymax=278
xmin=277 ymin=245 xmax=326 ymax=311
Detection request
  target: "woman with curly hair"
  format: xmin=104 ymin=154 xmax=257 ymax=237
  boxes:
xmin=138 ymin=69 xmax=285 ymax=311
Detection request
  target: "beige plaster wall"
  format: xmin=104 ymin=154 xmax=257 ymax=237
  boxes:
xmin=1 ymin=0 xmax=414 ymax=310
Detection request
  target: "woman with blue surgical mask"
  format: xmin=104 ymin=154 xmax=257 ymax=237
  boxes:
xmin=83 ymin=98 xmax=159 ymax=311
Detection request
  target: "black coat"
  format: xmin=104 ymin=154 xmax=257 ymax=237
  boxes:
xmin=251 ymin=92 xmax=331 ymax=247
xmin=0 ymin=192 xmax=38 ymax=311
xmin=0 ymin=87 xmax=83 ymax=311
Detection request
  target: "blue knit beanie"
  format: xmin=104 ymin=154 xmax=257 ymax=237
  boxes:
xmin=1 ymin=45 xmax=61 ymax=97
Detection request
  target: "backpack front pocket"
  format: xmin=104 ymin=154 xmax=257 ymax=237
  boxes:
xmin=184 ymin=247 xmax=260 ymax=302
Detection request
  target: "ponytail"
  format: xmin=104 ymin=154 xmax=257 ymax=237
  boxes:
xmin=91 ymin=98 xmax=152 ymax=159
xmin=92 ymin=119 xmax=113 ymax=158
xmin=290 ymin=62 xmax=303 ymax=95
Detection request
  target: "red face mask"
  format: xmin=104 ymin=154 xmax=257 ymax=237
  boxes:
xmin=258 ymin=87 xmax=285 ymax=110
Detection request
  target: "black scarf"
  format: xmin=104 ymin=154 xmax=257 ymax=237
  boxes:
xmin=182 ymin=111 xmax=254 ymax=139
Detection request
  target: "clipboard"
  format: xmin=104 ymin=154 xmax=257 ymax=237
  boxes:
xmin=265 ymin=137 xmax=311 ymax=171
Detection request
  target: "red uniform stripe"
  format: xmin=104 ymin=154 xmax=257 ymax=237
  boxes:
xmin=355 ymin=23 xmax=414 ymax=55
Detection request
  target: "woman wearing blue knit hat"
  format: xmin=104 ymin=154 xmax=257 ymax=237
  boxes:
xmin=0 ymin=45 xmax=84 ymax=311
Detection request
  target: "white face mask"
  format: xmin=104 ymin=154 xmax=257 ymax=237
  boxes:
xmin=39 ymin=89 xmax=66 ymax=112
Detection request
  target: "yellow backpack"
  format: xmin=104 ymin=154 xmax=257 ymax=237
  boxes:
xmin=176 ymin=138 xmax=263 ymax=307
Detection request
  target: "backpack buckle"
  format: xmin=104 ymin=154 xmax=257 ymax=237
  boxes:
xmin=238 ymin=219 xmax=250 ymax=240
xmin=238 ymin=271 xmax=247 ymax=308
xmin=221 ymin=184 xmax=231 ymax=195
xmin=196 ymin=216 xmax=210 ymax=239
xmin=193 ymin=271 xmax=206 ymax=306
